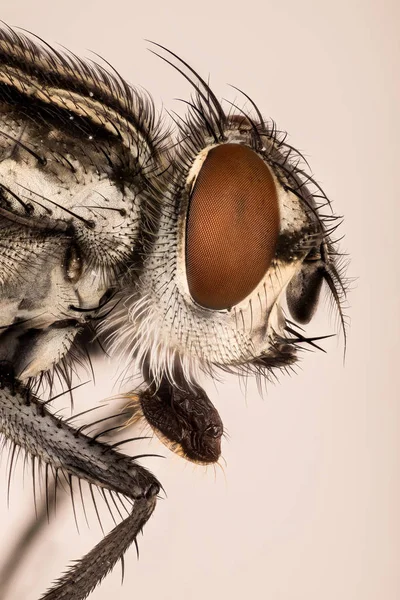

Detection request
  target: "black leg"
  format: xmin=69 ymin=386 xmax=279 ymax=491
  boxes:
xmin=0 ymin=367 xmax=160 ymax=600
xmin=0 ymin=399 xmax=137 ymax=599
xmin=40 ymin=498 xmax=156 ymax=600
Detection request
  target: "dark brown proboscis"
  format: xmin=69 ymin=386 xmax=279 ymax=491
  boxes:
xmin=126 ymin=377 xmax=223 ymax=465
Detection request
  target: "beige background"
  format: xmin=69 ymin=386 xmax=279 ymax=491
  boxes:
xmin=0 ymin=1 xmax=399 ymax=599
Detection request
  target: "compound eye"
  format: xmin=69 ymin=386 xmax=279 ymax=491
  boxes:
xmin=185 ymin=143 xmax=280 ymax=309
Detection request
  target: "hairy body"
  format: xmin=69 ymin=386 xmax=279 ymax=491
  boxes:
xmin=0 ymin=24 xmax=347 ymax=600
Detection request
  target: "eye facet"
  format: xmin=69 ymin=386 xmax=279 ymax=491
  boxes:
xmin=185 ymin=143 xmax=280 ymax=310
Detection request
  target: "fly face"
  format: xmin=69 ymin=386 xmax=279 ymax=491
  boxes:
xmin=105 ymin=45 xmax=347 ymax=387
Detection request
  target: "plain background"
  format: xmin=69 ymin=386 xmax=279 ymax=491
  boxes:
xmin=0 ymin=1 xmax=399 ymax=599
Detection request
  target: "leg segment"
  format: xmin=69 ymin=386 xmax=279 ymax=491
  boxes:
xmin=0 ymin=400 xmax=134 ymax=599
xmin=0 ymin=365 xmax=160 ymax=600
xmin=41 ymin=498 xmax=156 ymax=600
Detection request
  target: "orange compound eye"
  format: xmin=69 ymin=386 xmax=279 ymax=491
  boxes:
xmin=185 ymin=143 xmax=280 ymax=310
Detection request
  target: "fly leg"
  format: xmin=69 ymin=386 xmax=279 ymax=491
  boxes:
xmin=0 ymin=363 xmax=160 ymax=600
xmin=0 ymin=399 xmax=134 ymax=600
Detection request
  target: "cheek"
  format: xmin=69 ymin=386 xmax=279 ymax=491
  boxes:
xmin=185 ymin=143 xmax=280 ymax=310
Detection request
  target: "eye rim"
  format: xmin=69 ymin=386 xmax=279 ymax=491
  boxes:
xmin=175 ymin=140 xmax=290 ymax=314
xmin=64 ymin=243 xmax=83 ymax=284
xmin=184 ymin=142 xmax=281 ymax=311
